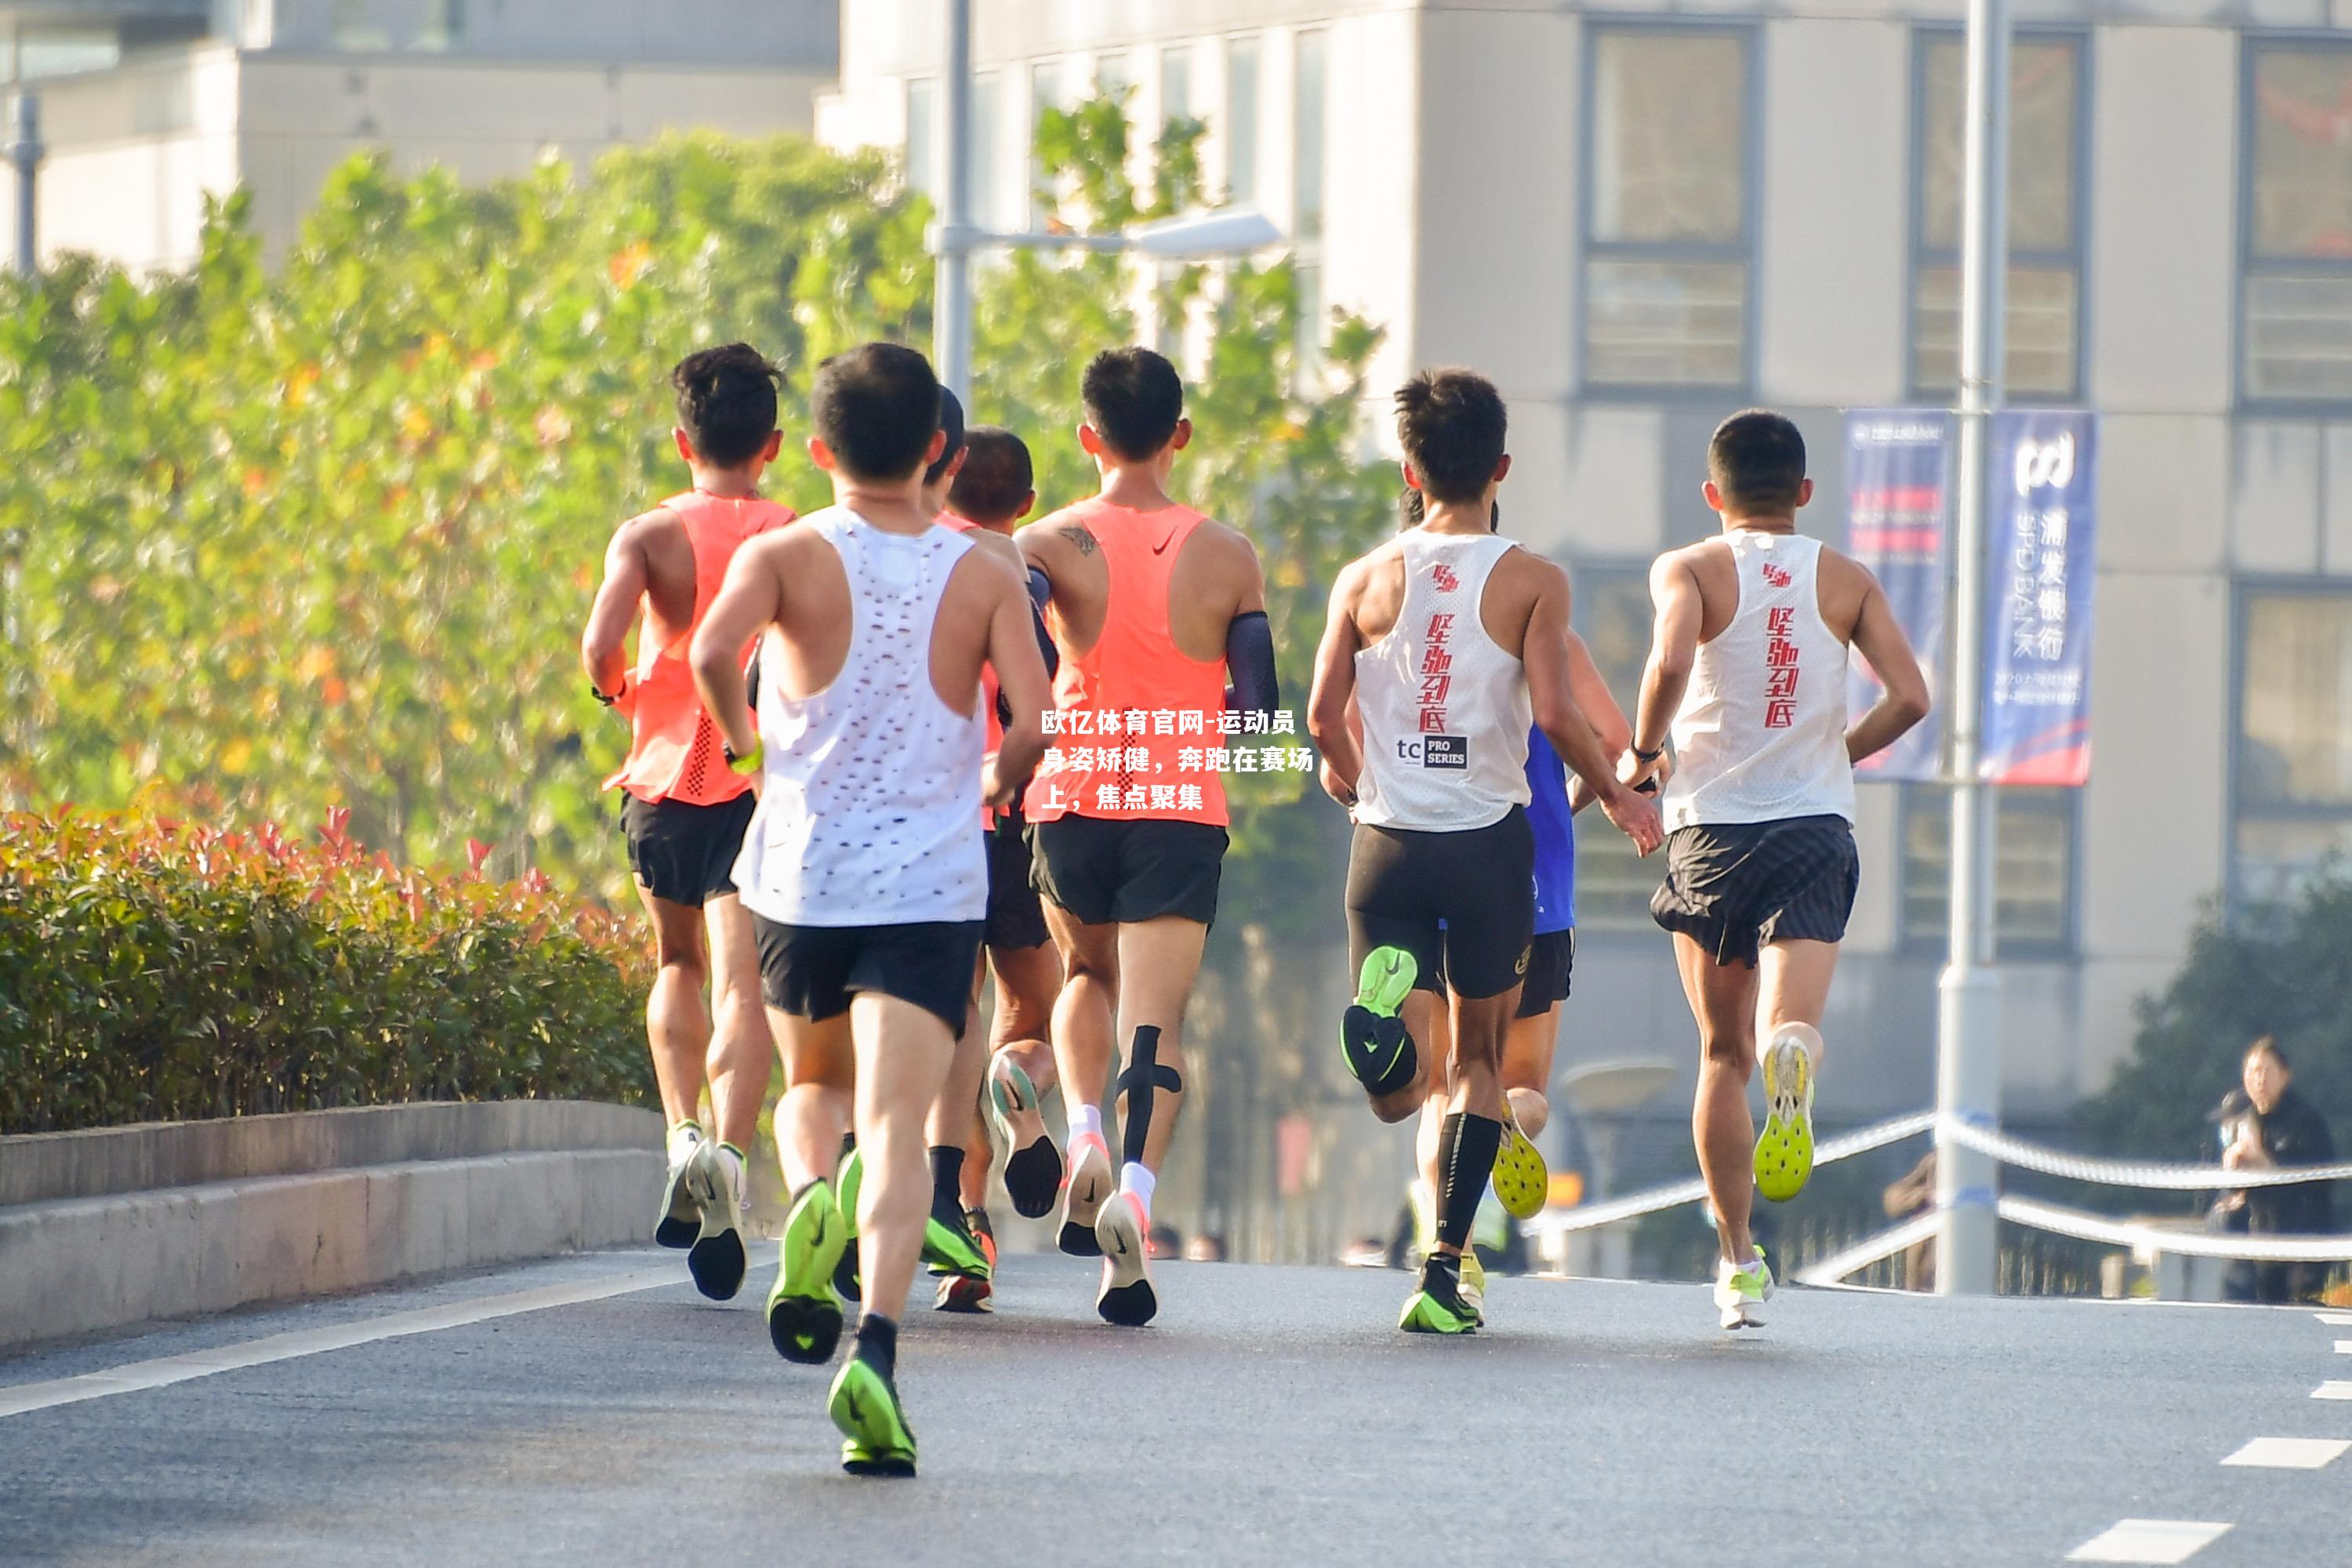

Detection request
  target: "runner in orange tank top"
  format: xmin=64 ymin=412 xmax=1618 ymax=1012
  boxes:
xmin=579 ymin=343 xmax=792 ymax=1303
xmin=1018 ymin=347 xmax=1279 ymax=1327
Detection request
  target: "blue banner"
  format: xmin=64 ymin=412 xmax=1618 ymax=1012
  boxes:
xmin=1980 ymin=410 xmax=2096 ymax=786
xmin=1843 ymin=411 xmax=1951 ymax=782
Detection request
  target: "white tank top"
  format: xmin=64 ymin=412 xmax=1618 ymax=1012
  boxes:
xmin=1352 ymin=531 xmax=1533 ymax=832
xmin=1661 ymin=532 xmax=1856 ymax=831
xmin=732 ymin=506 xmax=988 ymax=926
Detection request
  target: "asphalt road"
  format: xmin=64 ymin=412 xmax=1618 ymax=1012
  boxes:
xmin=2 ymin=1249 xmax=2345 ymax=1567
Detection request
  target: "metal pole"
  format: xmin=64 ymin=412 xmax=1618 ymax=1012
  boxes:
xmin=1933 ymin=0 xmax=2009 ymax=1296
xmin=7 ymin=90 xmax=40 ymax=275
xmin=932 ymin=0 xmax=974 ymax=405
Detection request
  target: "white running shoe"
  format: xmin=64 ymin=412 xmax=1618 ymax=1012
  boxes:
xmin=1058 ymin=1131 xmax=1114 ymax=1257
xmin=655 ymin=1127 xmax=707 ymax=1250
xmin=1714 ymin=1245 xmax=1774 ymax=1330
xmin=1094 ymin=1190 xmax=1157 ymax=1327
xmin=686 ymin=1142 xmax=747 ymax=1301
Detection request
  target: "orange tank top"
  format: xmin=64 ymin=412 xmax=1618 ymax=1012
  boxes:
xmin=605 ymin=490 xmax=796 ymax=805
xmin=1022 ymin=499 xmax=1229 ymax=827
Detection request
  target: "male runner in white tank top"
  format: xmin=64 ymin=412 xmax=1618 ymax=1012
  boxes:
xmin=690 ymin=343 xmax=1050 ymax=1477
xmin=1625 ymin=409 xmax=1929 ymax=1330
xmin=1310 ymin=369 xmax=1664 ymax=1334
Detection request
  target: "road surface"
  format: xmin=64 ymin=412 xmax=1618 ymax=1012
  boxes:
xmin=2 ymin=1250 xmax=2345 ymax=1566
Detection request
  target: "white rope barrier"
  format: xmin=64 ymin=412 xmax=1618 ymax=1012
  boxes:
xmin=1994 ymin=1196 xmax=2352 ymax=1262
xmin=1937 ymin=1119 xmax=2352 ymax=1191
xmin=1790 ymin=1210 xmax=1941 ymax=1288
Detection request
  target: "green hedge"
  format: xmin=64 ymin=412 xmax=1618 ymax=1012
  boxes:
xmin=0 ymin=809 xmax=654 ymax=1134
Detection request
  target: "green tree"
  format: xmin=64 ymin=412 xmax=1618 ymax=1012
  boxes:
xmin=2078 ymin=879 xmax=2352 ymax=1177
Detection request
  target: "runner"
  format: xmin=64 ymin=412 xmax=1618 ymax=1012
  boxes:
xmin=578 ymin=343 xmax=791 ymax=1301
xmin=1020 ymin=346 xmax=1277 ymax=1327
xmin=936 ymin=422 xmax=1067 ymax=1313
xmin=1308 ymin=368 xmax=1662 ymax=1334
xmin=1625 ymin=408 xmax=1929 ymax=1330
xmin=691 ymin=342 xmax=1050 ymax=1476
xmin=1392 ymin=491 xmax=1632 ymax=1321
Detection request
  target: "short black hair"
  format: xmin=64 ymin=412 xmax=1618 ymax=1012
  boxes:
xmin=1081 ymin=347 xmax=1185 ymax=462
xmin=924 ymin=385 xmax=967 ymax=489
xmin=1395 ymin=489 xmax=1500 ymax=532
xmin=811 ymin=342 xmax=941 ymax=482
xmin=2246 ymin=1036 xmax=2292 ymax=1070
xmin=1708 ymin=409 xmax=1808 ymax=514
xmin=952 ymin=426 xmax=1034 ymax=524
xmin=1394 ymin=369 xmax=1507 ymax=504
xmin=671 ymin=343 xmax=780 ymax=466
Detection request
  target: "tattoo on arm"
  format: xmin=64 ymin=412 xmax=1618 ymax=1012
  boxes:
xmin=1058 ymin=523 xmax=1098 ymax=557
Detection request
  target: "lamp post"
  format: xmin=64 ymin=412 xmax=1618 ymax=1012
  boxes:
xmin=7 ymin=89 xmax=39 ymax=276
xmin=1933 ymin=0 xmax=2011 ymax=1297
xmin=927 ymin=0 xmax=1279 ymax=404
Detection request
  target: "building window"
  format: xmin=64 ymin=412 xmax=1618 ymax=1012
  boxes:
xmin=905 ymin=78 xmax=938 ymax=201
xmin=2242 ymin=42 xmax=2352 ymax=407
xmin=1225 ymin=36 xmax=1261 ymax=207
xmin=971 ymin=71 xmax=1002 ymax=230
xmin=1910 ymin=31 xmax=2085 ymax=401
xmin=1581 ymin=27 xmax=1753 ymax=392
xmin=1900 ymin=787 xmax=2077 ymax=953
xmin=1566 ymin=564 xmax=1662 ymax=933
xmin=1160 ymin=44 xmax=1194 ymax=132
xmin=2234 ymin=589 xmax=2352 ymax=906
xmin=1293 ymin=29 xmax=1330 ymax=384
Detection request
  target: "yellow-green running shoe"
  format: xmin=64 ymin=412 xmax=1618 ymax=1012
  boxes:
xmin=1341 ymin=946 xmax=1420 ymax=1094
xmin=833 ymin=1145 xmax=864 ymax=1302
xmin=1714 ymin=1244 xmax=1774 ymax=1330
xmin=1491 ymin=1113 xmax=1548 ymax=1221
xmin=1398 ymin=1255 xmax=1479 ymax=1335
xmin=829 ymin=1356 xmax=916 ymax=1478
xmin=1754 ymin=1025 xmax=1819 ymax=1203
xmin=1457 ymin=1246 xmax=1488 ymax=1327
xmin=767 ymin=1178 xmax=848 ymax=1365
xmin=921 ymin=1210 xmax=993 ymax=1280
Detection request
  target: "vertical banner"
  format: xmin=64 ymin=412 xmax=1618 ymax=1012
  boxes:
xmin=1980 ymin=410 xmax=2097 ymax=785
xmin=1843 ymin=411 xmax=1951 ymax=782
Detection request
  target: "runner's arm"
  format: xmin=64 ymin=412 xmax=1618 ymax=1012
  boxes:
xmin=1845 ymin=568 xmax=1932 ymax=765
xmin=985 ymin=569 xmax=1052 ymax=808
xmin=1220 ymin=532 xmax=1278 ymax=718
xmin=1307 ymin=567 xmax=1365 ymax=806
xmin=1527 ymin=567 xmax=1662 ymax=854
xmin=688 ymin=538 xmax=786 ymax=766
xmin=1630 ymin=551 xmax=1702 ymax=784
xmin=1563 ymin=629 xmax=1632 ymax=815
xmin=579 ymin=521 xmax=648 ymax=701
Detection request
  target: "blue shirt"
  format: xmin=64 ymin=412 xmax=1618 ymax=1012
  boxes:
xmin=1525 ymin=725 xmax=1576 ymax=934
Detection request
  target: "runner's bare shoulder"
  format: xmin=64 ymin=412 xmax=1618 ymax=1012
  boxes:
xmin=1810 ymin=542 xmax=1881 ymax=640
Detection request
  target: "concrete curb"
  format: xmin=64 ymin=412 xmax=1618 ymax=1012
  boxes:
xmin=0 ymin=1105 xmax=668 ymax=1351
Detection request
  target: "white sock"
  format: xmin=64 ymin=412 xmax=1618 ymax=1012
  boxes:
xmin=666 ymin=1122 xmax=702 ymax=1166
xmin=1068 ymin=1103 xmax=1104 ymax=1147
xmin=1120 ymin=1162 xmax=1156 ymax=1219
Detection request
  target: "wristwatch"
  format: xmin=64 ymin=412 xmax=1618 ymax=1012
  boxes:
xmin=1632 ymin=744 xmax=1664 ymax=763
xmin=724 ymin=740 xmax=764 ymax=776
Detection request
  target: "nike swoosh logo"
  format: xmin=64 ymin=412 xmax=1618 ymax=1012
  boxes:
xmin=845 ymin=1392 xmax=864 ymax=1423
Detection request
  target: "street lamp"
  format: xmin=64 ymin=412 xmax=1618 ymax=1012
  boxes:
xmin=927 ymin=0 xmax=1280 ymax=403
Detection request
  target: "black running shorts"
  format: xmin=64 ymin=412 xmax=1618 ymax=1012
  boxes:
xmin=1650 ymin=814 xmax=1860 ymax=968
xmin=622 ymin=793 xmax=756 ymax=909
xmin=1027 ymin=815 xmax=1228 ymax=928
xmin=1345 ymin=808 xmax=1535 ymax=1002
xmin=985 ymin=816 xmax=1051 ymax=950
xmin=752 ymin=916 xmax=985 ymax=1035
xmin=1515 ymin=928 xmax=1575 ymax=1020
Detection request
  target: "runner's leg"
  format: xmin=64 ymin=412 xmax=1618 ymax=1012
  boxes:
xmin=1109 ymin=914 xmax=1207 ymax=1181
xmin=704 ymin=894 xmax=773 ymax=1155
xmin=1502 ymin=1003 xmax=1561 ymax=1139
xmin=852 ymin=993 xmax=960 ymax=1323
xmin=985 ymin=938 xmax=1064 ymax=1215
xmin=1675 ymin=933 xmax=1762 ymax=1268
xmin=774 ymin=1007 xmax=853 ymax=1197
xmin=635 ymin=883 xmax=713 ymax=1131
xmin=1757 ymin=938 xmax=1838 ymax=1061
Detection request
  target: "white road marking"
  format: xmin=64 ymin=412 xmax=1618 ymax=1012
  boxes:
xmin=2066 ymin=1520 xmax=2231 ymax=1564
xmin=2220 ymin=1436 xmax=2349 ymax=1469
xmin=0 ymin=1266 xmax=674 ymax=1420
xmin=2312 ymin=1381 xmax=2352 ymax=1401
xmin=2317 ymin=1312 xmax=2352 ymax=1326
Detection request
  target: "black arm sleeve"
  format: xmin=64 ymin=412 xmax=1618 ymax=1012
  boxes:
xmin=1223 ymin=609 xmax=1278 ymax=717
xmin=743 ymin=644 xmax=760 ymax=715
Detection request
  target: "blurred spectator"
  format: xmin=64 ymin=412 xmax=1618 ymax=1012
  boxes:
xmin=1146 ymin=1223 xmax=1183 ymax=1261
xmin=2217 ymin=1037 xmax=2338 ymax=1304
xmin=1185 ymin=1232 xmax=1228 ymax=1263
xmin=1882 ymin=1149 xmax=1937 ymax=1293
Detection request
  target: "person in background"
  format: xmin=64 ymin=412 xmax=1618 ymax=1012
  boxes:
xmin=2222 ymin=1036 xmax=2338 ymax=1305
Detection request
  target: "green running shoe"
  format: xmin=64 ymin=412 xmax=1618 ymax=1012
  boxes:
xmin=833 ymin=1145 xmax=864 ymax=1302
xmin=1753 ymin=1026 xmax=1819 ymax=1203
xmin=921 ymin=1209 xmax=993 ymax=1280
xmin=1398 ymin=1255 xmax=1479 ymax=1335
xmin=1714 ymin=1244 xmax=1774 ymax=1331
xmin=767 ymin=1178 xmax=848 ymax=1365
xmin=1341 ymin=946 xmax=1419 ymax=1094
xmin=829 ymin=1356 xmax=916 ymax=1478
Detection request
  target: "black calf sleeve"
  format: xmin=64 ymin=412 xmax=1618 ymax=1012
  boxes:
xmin=1435 ymin=1112 xmax=1503 ymax=1250
xmin=1116 ymin=1025 xmax=1183 ymax=1167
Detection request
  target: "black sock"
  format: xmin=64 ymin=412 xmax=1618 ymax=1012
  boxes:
xmin=928 ymin=1146 xmax=965 ymax=1226
xmin=1435 ymin=1112 xmax=1504 ymax=1251
xmin=854 ymin=1313 xmax=898 ymax=1383
xmin=1421 ymin=1250 xmax=1462 ymax=1293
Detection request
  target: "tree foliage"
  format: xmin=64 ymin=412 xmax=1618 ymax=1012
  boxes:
xmin=2078 ymin=878 xmax=2352 ymax=1174
xmin=0 ymin=105 xmax=1389 ymax=914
